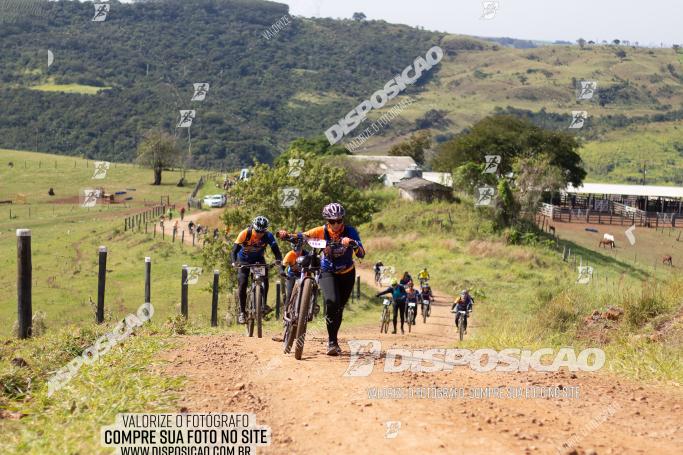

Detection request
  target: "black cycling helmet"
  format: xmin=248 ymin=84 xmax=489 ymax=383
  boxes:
xmin=252 ymin=216 xmax=269 ymax=232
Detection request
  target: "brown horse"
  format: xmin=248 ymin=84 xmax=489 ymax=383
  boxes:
xmin=662 ymin=255 xmax=673 ymax=266
xmin=599 ymin=239 xmax=615 ymax=249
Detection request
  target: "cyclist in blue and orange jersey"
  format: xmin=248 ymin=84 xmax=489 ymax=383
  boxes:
xmin=405 ymin=281 xmax=421 ymax=324
xmin=451 ymin=289 xmax=474 ymax=334
xmin=376 ymin=279 xmax=408 ymax=334
xmin=231 ymin=216 xmax=284 ymax=324
xmin=277 ymin=202 xmax=365 ymax=356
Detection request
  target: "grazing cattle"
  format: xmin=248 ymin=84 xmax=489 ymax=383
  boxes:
xmin=599 ymin=239 xmax=615 ymax=248
xmin=662 ymin=255 xmax=673 ymax=266
xmin=599 ymin=233 xmax=615 ymax=248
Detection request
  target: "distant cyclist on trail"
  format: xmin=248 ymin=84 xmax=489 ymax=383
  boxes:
xmin=418 ymin=267 xmax=430 ymax=285
xmin=376 ymin=279 xmax=408 ymax=334
xmin=277 ymin=202 xmax=365 ymax=356
xmin=231 ymin=216 xmax=284 ymax=325
xmin=399 ymin=271 xmax=412 ymax=286
xmin=420 ymin=283 xmax=433 ymax=315
xmin=451 ymin=289 xmax=474 ymax=334
xmin=405 ymin=281 xmax=421 ymax=324
xmin=373 ymin=261 xmax=384 ymax=284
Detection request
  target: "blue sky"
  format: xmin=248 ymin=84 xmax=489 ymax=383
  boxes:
xmin=277 ymin=0 xmax=681 ymax=47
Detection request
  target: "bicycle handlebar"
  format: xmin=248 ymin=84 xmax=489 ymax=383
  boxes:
xmin=232 ymin=261 xmax=281 ymax=271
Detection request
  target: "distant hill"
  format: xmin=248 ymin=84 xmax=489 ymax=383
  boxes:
xmin=1 ymin=0 xmax=683 ymax=183
xmin=0 ymin=0 xmax=441 ymax=167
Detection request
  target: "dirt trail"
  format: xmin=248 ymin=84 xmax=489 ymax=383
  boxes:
xmin=162 ymin=256 xmax=683 ymax=454
xmin=158 ymin=208 xmax=223 ymax=244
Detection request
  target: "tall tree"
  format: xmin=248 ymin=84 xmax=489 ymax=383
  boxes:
xmin=352 ymin=12 xmax=367 ymax=21
xmin=135 ymin=130 xmax=184 ymax=185
xmin=432 ymin=115 xmax=586 ymax=186
xmin=222 ymin=153 xmax=376 ymax=233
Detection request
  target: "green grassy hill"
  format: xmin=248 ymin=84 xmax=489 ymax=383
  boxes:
xmin=356 ymin=37 xmax=683 ymax=183
xmin=0 ymin=150 xmax=209 ymax=336
xmin=2 ymin=1 xmax=683 ymax=182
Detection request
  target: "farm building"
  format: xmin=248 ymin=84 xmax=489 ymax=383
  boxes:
xmin=543 ymin=183 xmax=683 ymax=227
xmin=395 ymin=177 xmax=453 ymax=202
xmin=563 ymin=183 xmax=683 ymax=213
xmin=381 ymin=167 xmax=453 ymax=188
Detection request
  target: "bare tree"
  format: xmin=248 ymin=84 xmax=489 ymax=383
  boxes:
xmin=136 ymin=130 xmax=184 ymax=185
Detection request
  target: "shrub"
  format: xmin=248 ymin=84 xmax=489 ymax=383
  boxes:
xmin=623 ymin=283 xmax=668 ymax=327
xmin=165 ymin=315 xmax=189 ymax=335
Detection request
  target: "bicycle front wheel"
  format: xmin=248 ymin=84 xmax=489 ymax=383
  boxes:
xmin=408 ymin=309 xmax=413 ymax=333
xmin=255 ymin=285 xmax=263 ymax=338
xmin=294 ymin=279 xmax=313 ymax=360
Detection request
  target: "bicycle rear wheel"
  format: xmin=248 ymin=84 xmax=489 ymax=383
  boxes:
xmin=459 ymin=316 xmax=465 ymax=341
xmin=246 ymin=292 xmax=254 ymax=337
xmin=294 ymin=279 xmax=313 ymax=360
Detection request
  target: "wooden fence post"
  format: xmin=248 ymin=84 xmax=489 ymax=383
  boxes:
xmin=172 ymin=227 xmax=176 ymax=243
xmin=145 ymin=257 xmax=151 ymax=304
xmin=16 ymin=229 xmax=32 ymax=339
xmin=211 ymin=270 xmax=219 ymax=327
xmin=181 ymin=230 xmax=185 ymax=246
xmin=96 ymin=246 xmax=107 ymax=324
xmin=181 ymin=265 xmax=189 ymax=318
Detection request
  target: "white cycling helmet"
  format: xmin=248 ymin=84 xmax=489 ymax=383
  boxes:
xmin=322 ymin=202 xmax=345 ymax=220
xmin=252 ymin=216 xmax=269 ymax=232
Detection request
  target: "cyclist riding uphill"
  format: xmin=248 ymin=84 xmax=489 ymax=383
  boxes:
xmin=231 ymin=216 xmax=284 ymax=324
xmin=277 ymin=202 xmax=365 ymax=356
xmin=450 ymin=289 xmax=474 ymax=334
xmin=405 ymin=281 xmax=421 ymax=324
xmin=376 ymin=279 xmax=408 ymax=334
xmin=373 ymin=261 xmax=384 ymax=282
xmin=418 ymin=268 xmax=430 ymax=284
xmin=420 ymin=283 xmax=433 ymax=312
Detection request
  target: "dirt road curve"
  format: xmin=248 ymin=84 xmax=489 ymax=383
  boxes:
xmin=161 ymin=260 xmax=683 ymax=454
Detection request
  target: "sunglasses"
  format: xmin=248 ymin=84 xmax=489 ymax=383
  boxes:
xmin=327 ymin=219 xmax=343 ymax=225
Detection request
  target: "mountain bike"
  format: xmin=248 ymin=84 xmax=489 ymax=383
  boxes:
xmin=421 ymin=296 xmax=431 ymax=323
xmin=407 ymin=300 xmax=417 ymax=333
xmin=281 ymin=236 xmax=327 ymax=360
xmin=452 ymin=309 xmax=470 ymax=341
xmin=234 ymin=262 xmax=277 ymax=338
xmin=380 ymin=298 xmax=391 ymax=333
